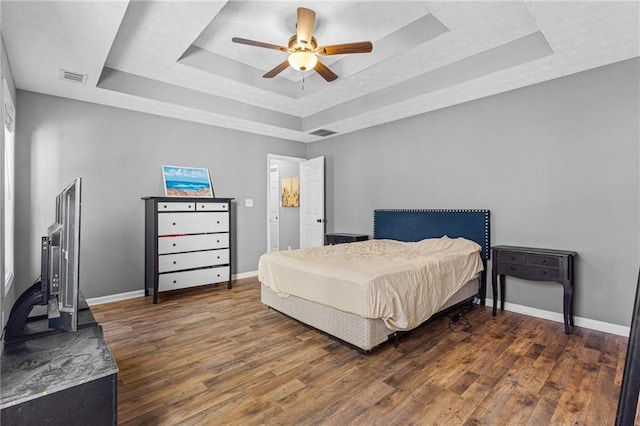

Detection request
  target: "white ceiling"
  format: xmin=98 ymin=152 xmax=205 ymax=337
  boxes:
xmin=2 ymin=1 xmax=639 ymax=143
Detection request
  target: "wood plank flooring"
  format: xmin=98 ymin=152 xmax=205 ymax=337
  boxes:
xmin=91 ymin=277 xmax=629 ymax=425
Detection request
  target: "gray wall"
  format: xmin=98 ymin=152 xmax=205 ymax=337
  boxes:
xmin=14 ymin=91 xmax=306 ymax=298
xmin=308 ymin=58 xmax=640 ymax=327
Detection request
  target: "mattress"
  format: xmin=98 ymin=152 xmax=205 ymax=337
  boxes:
xmin=258 ymin=236 xmax=484 ymax=331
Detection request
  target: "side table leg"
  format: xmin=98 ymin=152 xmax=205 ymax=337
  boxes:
xmin=500 ymin=274 xmax=506 ymax=311
xmin=562 ymin=284 xmax=572 ymax=334
xmin=569 ymin=283 xmax=575 ymax=326
xmin=492 ymin=271 xmax=498 ymax=316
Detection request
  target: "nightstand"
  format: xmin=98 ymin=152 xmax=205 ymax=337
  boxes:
xmin=325 ymin=233 xmax=369 ymax=245
xmin=491 ymin=245 xmax=577 ymax=334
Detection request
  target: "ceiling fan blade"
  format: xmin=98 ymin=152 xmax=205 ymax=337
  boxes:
xmin=296 ymin=7 xmax=316 ymax=46
xmin=314 ymin=60 xmax=338 ymax=82
xmin=263 ymin=60 xmax=290 ymax=78
xmin=232 ymin=37 xmax=289 ymax=52
xmin=316 ymin=41 xmax=373 ymax=56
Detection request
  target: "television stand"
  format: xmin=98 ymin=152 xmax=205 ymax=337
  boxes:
xmin=1 ymin=320 xmax=118 ymax=424
xmin=3 ymin=280 xmax=96 ymax=345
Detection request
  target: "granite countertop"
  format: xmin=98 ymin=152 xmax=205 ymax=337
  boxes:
xmin=1 ymin=325 xmax=118 ymax=409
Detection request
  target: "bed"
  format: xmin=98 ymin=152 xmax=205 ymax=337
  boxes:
xmin=259 ymin=209 xmax=491 ymax=351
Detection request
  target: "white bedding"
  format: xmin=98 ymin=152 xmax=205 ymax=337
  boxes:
xmin=258 ymin=236 xmax=483 ymax=331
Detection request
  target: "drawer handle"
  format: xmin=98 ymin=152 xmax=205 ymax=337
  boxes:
xmin=173 ymin=261 xmax=177 ymax=264
xmin=510 ymin=256 xmax=515 ymax=260
xmin=217 ymin=221 xmax=220 ymax=224
xmin=163 ymin=205 xmax=167 ymax=209
xmin=541 ymin=271 xmax=546 ymax=275
xmin=173 ymin=280 xmax=177 ymax=283
xmin=217 ymin=240 xmax=220 ymax=243
xmin=217 ymin=256 xmax=220 ymax=259
xmin=172 ymin=243 xmax=176 ymax=247
xmin=217 ymin=274 xmax=221 ymax=277
xmin=510 ymin=266 xmax=515 ymax=271
xmin=172 ymin=222 xmax=176 ymax=226
xmin=541 ymin=259 xmax=546 ymax=264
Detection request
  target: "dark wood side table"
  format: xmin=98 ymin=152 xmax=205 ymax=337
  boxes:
xmin=491 ymin=245 xmax=577 ymax=334
xmin=325 ymin=233 xmax=369 ymax=245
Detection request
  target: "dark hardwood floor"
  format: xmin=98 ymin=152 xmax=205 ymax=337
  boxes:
xmin=91 ymin=277 xmax=630 ymax=425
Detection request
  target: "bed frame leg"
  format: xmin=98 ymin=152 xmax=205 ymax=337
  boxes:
xmin=392 ymin=332 xmax=399 ymax=348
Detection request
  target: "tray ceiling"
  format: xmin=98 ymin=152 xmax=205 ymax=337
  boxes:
xmin=2 ymin=1 xmax=638 ymax=142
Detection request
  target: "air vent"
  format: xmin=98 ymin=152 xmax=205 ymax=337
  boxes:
xmin=309 ymin=128 xmax=337 ymax=137
xmin=60 ymin=69 xmax=88 ymax=85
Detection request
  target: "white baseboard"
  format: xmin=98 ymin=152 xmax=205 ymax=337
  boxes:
xmin=86 ymin=290 xmax=145 ymax=306
xmin=485 ymin=298 xmax=630 ymax=337
xmin=233 ymin=271 xmax=258 ymax=280
xmin=86 ymin=271 xmax=259 ymax=306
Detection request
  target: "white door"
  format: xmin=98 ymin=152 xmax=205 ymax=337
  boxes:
xmin=268 ymin=165 xmax=279 ymax=251
xmin=300 ymin=156 xmax=325 ymax=248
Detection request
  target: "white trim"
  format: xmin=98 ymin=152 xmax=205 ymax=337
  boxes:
xmin=85 ymin=271 xmax=259 ymax=306
xmin=234 ymin=270 xmax=258 ymax=280
xmin=86 ymin=290 xmax=145 ymax=306
xmin=486 ymin=298 xmax=630 ymax=337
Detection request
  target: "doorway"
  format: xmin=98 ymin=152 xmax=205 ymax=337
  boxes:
xmin=266 ymin=154 xmax=325 ymax=252
xmin=267 ymin=154 xmax=304 ymax=252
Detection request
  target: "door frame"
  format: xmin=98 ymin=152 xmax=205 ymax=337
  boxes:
xmin=266 ymin=154 xmax=305 ymax=253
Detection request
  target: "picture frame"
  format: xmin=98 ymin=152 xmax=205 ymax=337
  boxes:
xmin=281 ymin=176 xmax=299 ymax=207
xmin=162 ymin=165 xmax=214 ymax=198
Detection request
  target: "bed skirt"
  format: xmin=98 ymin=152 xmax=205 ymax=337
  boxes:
xmin=261 ymin=277 xmax=480 ymax=352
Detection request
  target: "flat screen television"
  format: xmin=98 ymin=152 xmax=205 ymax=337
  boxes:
xmin=4 ymin=178 xmax=84 ymax=343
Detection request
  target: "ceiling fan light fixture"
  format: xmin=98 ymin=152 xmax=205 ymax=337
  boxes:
xmin=288 ymin=51 xmax=317 ymax=72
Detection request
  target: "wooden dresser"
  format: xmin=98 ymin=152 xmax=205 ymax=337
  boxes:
xmin=143 ymin=197 xmax=234 ymax=304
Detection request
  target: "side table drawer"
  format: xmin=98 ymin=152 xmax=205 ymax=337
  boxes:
xmin=498 ymin=252 xmax=528 ymax=264
xmin=499 ymin=264 xmax=560 ymax=281
xmin=528 ymin=254 xmax=560 ymax=267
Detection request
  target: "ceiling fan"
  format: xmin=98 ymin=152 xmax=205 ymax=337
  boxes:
xmin=232 ymin=7 xmax=373 ymax=82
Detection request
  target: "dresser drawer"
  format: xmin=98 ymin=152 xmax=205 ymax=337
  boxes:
xmin=158 ymin=266 xmax=230 ymax=291
xmin=499 ymin=263 xmax=560 ymax=281
xmin=195 ymin=202 xmax=229 ymax=211
xmin=157 ymin=202 xmax=195 ymax=212
xmin=158 ymin=212 xmax=229 ymax=235
xmin=158 ymin=249 xmax=230 ymax=273
xmin=158 ymin=233 xmax=229 ymax=254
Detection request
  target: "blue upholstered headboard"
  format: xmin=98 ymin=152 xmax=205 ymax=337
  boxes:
xmin=373 ymin=209 xmax=491 ymax=260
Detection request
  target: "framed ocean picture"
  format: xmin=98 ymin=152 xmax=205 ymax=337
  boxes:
xmin=162 ymin=165 xmax=214 ymax=198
